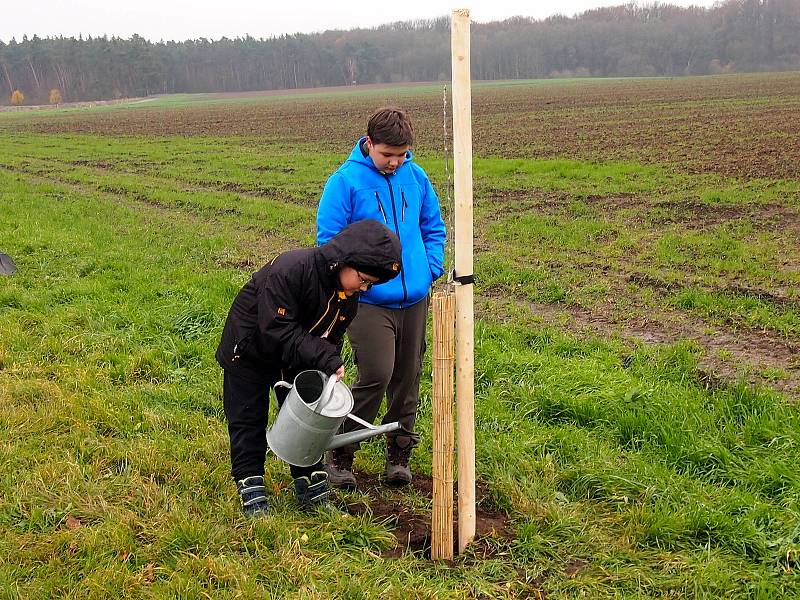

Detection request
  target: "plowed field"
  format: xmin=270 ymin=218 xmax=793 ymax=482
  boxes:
xmin=5 ymin=72 xmax=799 ymax=180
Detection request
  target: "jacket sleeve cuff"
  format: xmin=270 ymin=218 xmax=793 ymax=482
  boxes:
xmin=324 ymin=355 xmax=344 ymax=376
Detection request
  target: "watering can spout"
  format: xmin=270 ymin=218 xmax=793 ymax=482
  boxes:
xmin=327 ymin=421 xmax=401 ymax=450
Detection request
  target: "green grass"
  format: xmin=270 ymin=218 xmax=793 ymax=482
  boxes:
xmin=1 ymin=86 xmax=799 ymax=598
xmin=3 ymin=132 xmax=797 ymax=333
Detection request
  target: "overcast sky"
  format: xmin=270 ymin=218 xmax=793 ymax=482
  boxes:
xmin=2 ymin=1 xmax=720 ymax=43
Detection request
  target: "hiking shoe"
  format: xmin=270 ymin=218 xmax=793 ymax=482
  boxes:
xmin=324 ymin=447 xmax=357 ymax=490
xmin=294 ymin=471 xmax=332 ymax=511
xmin=385 ymin=435 xmax=414 ymax=486
xmin=236 ymin=475 xmax=269 ymax=517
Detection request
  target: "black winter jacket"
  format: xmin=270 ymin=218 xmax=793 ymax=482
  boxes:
xmin=216 ymin=220 xmax=401 ymax=381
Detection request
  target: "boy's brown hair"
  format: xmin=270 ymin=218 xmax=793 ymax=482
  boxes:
xmin=367 ymin=107 xmax=415 ymax=147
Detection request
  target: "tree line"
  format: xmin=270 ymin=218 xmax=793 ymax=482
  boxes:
xmin=2 ymin=0 xmax=798 ymax=105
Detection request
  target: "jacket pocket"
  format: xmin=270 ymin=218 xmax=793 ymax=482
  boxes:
xmin=401 ymin=189 xmax=408 ymax=222
xmin=374 ymin=191 xmax=389 ymax=224
xmin=232 ymin=334 xmax=252 ymax=363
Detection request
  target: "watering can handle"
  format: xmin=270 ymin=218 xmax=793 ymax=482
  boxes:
xmin=345 ymin=412 xmax=379 ymax=430
xmin=313 ymin=373 xmax=339 ymax=414
xmin=273 ymin=381 xmax=292 ymax=390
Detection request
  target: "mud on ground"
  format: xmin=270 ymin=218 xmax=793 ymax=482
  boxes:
xmin=345 ymin=473 xmax=513 ymax=559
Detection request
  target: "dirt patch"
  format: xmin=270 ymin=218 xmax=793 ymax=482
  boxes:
xmin=71 ymin=159 xmax=116 ymax=170
xmin=344 ymin=473 xmax=514 ymax=559
xmin=583 ymin=193 xmax=641 ymax=211
xmin=627 ymin=272 xmax=800 ymax=312
xmin=251 ymin=164 xmax=296 ymax=174
xmin=343 ymin=474 xmax=552 ymax=600
xmin=650 ymin=200 xmax=800 ymax=233
xmin=513 ymin=297 xmax=800 ymax=399
xmin=720 ymin=283 xmax=800 ymax=310
xmin=483 ymin=191 xmax=800 ymax=236
xmin=564 ymin=558 xmax=589 ymax=577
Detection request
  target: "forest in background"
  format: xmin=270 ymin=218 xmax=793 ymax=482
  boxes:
xmin=1 ymin=0 xmax=799 ymax=105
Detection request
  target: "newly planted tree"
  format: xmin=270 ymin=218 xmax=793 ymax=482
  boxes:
xmin=49 ymin=88 xmax=62 ymax=105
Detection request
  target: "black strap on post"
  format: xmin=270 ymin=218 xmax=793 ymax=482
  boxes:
xmin=449 ymin=269 xmax=475 ymax=286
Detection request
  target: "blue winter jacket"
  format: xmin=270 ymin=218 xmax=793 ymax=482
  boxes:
xmin=317 ymin=137 xmax=446 ymax=308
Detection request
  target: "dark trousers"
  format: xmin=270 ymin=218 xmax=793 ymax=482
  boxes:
xmin=344 ymin=298 xmax=428 ymax=445
xmin=222 ymin=369 xmax=322 ymax=481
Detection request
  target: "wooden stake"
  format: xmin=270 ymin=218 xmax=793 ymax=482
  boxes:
xmin=451 ymin=8 xmax=476 ymax=553
xmin=431 ymin=291 xmax=455 ymax=560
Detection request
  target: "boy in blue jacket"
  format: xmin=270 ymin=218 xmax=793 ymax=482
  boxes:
xmin=316 ymin=106 xmax=446 ymax=489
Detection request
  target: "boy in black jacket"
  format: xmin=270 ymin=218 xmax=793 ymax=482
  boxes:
xmin=216 ymin=220 xmax=402 ymax=516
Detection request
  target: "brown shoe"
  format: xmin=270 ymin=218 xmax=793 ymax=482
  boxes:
xmin=385 ymin=435 xmax=414 ymax=486
xmin=324 ymin=445 xmax=357 ymax=490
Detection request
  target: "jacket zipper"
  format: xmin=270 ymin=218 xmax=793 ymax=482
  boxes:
xmin=374 ymin=191 xmax=388 ymax=223
xmin=321 ymin=308 xmax=341 ymax=338
xmin=383 ymin=175 xmax=408 ymax=305
xmin=309 ymin=291 xmax=336 ymax=334
xmin=400 ymin=189 xmax=407 ymax=222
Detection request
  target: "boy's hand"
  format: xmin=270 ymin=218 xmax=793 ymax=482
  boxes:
xmin=334 ymin=365 xmax=345 ymax=381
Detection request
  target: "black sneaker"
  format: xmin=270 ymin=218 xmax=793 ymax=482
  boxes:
xmin=324 ymin=447 xmax=357 ymax=490
xmin=236 ymin=475 xmax=269 ymax=517
xmin=385 ymin=436 xmax=414 ymax=486
xmin=294 ymin=471 xmax=332 ymax=511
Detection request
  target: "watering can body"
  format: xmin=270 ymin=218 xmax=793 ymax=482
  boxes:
xmin=266 ymin=370 xmax=400 ymax=467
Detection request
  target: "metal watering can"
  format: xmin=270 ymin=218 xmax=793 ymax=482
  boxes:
xmin=266 ymin=370 xmax=401 ymax=467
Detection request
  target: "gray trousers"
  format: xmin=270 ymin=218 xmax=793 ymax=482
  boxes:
xmin=343 ymin=298 xmax=428 ymax=446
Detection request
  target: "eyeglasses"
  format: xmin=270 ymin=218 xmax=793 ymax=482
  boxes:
xmin=356 ymin=271 xmax=376 ymax=290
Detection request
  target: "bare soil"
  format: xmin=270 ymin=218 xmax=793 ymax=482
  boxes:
xmin=6 ymin=72 xmax=800 ymax=180
xmin=516 ymin=299 xmax=800 ymax=399
xmin=345 ymin=473 xmax=514 ymax=559
xmin=340 ymin=473 xmax=557 ymax=596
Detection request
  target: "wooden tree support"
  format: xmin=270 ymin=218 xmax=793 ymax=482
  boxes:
xmin=451 ymin=8 xmax=476 ymax=554
xmin=431 ymin=291 xmax=455 ymax=560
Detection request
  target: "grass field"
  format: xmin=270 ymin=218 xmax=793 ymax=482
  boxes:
xmin=1 ymin=72 xmax=799 ymax=598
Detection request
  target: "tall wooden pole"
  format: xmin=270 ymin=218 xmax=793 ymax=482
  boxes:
xmin=451 ymin=8 xmax=475 ymax=553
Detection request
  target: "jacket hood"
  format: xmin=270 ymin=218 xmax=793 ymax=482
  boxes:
xmin=346 ymin=137 xmax=414 ymax=173
xmin=319 ymin=219 xmax=402 ymax=284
